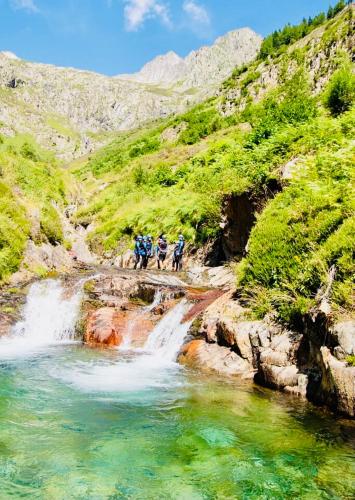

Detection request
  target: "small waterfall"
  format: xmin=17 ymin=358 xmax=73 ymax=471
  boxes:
xmin=144 ymin=299 xmax=191 ymax=361
xmin=0 ymin=279 xmax=82 ymax=358
xmin=121 ymin=289 xmax=163 ymax=349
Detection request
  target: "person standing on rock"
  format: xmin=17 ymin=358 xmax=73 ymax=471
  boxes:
xmin=172 ymin=235 xmax=185 ymax=272
xmin=146 ymin=235 xmax=154 ymax=260
xmin=156 ymin=234 xmax=168 ymax=270
xmin=133 ymin=236 xmax=147 ymax=270
xmin=141 ymin=236 xmax=149 ymax=269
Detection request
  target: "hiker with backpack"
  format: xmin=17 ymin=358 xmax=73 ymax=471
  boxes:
xmin=172 ymin=235 xmax=185 ymax=272
xmin=156 ymin=234 xmax=168 ymax=270
xmin=133 ymin=235 xmax=148 ymax=270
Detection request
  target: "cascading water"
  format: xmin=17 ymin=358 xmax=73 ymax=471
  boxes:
xmin=144 ymin=299 xmax=191 ymax=361
xmin=56 ymin=298 xmax=192 ymax=395
xmin=0 ymin=279 xmax=82 ymax=359
xmin=120 ymin=289 xmax=163 ymax=349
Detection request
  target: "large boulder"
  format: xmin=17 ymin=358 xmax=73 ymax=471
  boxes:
xmin=178 ymin=340 xmax=254 ymax=378
xmin=216 ymin=319 xmax=254 ymax=365
xmin=329 ymin=320 xmax=355 ymax=360
xmin=314 ymin=347 xmax=355 ymax=417
xmin=84 ymin=307 xmax=123 ymax=347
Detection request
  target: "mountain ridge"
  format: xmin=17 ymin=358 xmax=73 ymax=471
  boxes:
xmin=0 ymin=28 xmax=261 ymax=160
xmin=117 ymin=28 xmax=262 ymax=88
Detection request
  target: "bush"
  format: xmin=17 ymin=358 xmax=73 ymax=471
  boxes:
xmin=324 ymin=64 xmax=355 ymax=116
xmin=40 ymin=205 xmax=64 ymax=245
xmin=0 ymin=182 xmax=29 ymax=281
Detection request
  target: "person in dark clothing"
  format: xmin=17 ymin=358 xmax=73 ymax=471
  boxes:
xmin=146 ymin=235 xmax=154 ymax=259
xmin=156 ymin=234 xmax=168 ymax=270
xmin=172 ymin=235 xmax=185 ymax=272
xmin=133 ymin=236 xmax=147 ymax=269
xmin=141 ymin=236 xmax=149 ymax=269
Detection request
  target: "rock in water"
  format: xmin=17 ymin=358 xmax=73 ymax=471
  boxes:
xmin=85 ymin=308 xmax=123 ymax=347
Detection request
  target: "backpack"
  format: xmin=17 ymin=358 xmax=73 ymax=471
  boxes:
xmin=138 ymin=241 xmax=147 ymax=255
xmin=159 ymin=239 xmax=168 ymax=254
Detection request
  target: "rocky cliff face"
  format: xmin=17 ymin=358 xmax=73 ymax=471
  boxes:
xmin=119 ymin=28 xmax=262 ymax=89
xmin=0 ymin=28 xmax=261 ymax=160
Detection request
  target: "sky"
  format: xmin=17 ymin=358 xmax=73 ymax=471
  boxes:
xmin=0 ymin=0 xmax=337 ymax=75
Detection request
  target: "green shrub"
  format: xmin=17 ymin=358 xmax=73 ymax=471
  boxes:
xmin=324 ymin=64 xmax=355 ymax=116
xmin=237 ymin=119 xmax=354 ymax=323
xmin=40 ymin=205 xmax=64 ymax=245
xmin=0 ymin=182 xmax=29 ymax=281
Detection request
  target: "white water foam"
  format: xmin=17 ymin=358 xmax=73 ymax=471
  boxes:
xmin=144 ymin=299 xmax=191 ymax=361
xmin=120 ymin=289 xmax=162 ymax=349
xmin=0 ymin=279 xmax=82 ymax=359
xmin=57 ymin=299 xmax=192 ymax=395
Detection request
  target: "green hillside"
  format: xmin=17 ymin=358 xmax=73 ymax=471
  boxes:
xmin=72 ymin=5 xmax=354 ymax=322
xmin=0 ymin=135 xmax=67 ymax=281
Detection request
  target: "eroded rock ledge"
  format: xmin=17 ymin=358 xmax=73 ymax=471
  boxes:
xmin=178 ymin=291 xmax=355 ymax=418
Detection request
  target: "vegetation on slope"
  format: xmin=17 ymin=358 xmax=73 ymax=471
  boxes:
xmin=258 ymin=0 xmax=350 ymax=60
xmin=0 ymin=135 xmax=67 ymax=281
xmin=74 ymin=4 xmax=354 ymax=323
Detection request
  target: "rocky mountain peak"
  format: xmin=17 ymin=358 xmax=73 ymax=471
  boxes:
xmin=0 ymin=51 xmax=20 ymax=60
xmin=0 ymin=26 xmax=262 ymax=160
xmin=118 ymin=28 xmax=262 ymax=89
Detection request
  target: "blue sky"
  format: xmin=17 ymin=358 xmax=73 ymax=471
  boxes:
xmin=0 ymin=0 xmax=337 ymax=75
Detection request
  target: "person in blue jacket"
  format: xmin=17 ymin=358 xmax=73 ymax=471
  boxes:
xmin=133 ymin=235 xmax=147 ymax=270
xmin=146 ymin=235 xmax=154 ymax=259
xmin=172 ymin=235 xmax=185 ymax=272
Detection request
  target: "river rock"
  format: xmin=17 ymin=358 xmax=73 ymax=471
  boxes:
xmin=216 ymin=319 xmax=254 ymax=365
xmin=329 ymin=320 xmax=355 ymax=358
xmin=85 ymin=307 xmax=123 ymax=347
xmin=258 ymin=364 xmax=300 ymax=390
xmin=317 ymin=347 xmax=355 ymax=417
xmin=178 ymin=340 xmax=254 ymax=378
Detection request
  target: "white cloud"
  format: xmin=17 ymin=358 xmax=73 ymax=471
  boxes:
xmin=183 ymin=0 xmax=210 ymax=26
xmin=123 ymin=0 xmax=171 ymax=31
xmin=10 ymin=0 xmax=39 ymax=12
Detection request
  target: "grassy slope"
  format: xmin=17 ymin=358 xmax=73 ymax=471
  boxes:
xmin=74 ymin=6 xmax=354 ymax=323
xmin=0 ymin=135 xmax=68 ymax=281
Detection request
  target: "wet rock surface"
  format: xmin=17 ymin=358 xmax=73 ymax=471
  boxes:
xmin=81 ymin=270 xmax=188 ymax=348
xmin=181 ymin=290 xmax=355 ymax=417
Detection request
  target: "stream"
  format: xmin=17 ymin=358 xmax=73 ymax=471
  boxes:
xmin=0 ymin=279 xmax=354 ymax=499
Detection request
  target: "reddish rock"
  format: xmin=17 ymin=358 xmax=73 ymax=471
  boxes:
xmin=183 ymin=289 xmax=225 ymax=323
xmin=85 ymin=308 xmax=123 ymax=347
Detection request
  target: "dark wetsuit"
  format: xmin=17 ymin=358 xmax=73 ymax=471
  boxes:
xmin=172 ymin=240 xmax=185 ymax=271
xmin=156 ymin=238 xmax=168 ymax=269
xmin=134 ymin=240 xmax=148 ymax=269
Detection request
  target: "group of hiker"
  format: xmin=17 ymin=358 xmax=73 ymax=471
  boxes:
xmin=133 ymin=234 xmax=185 ymax=272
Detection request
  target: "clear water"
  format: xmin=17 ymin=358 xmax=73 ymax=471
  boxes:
xmin=0 ymin=281 xmax=354 ymax=499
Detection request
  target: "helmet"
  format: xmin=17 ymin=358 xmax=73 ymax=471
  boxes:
xmin=137 ymin=235 xmax=143 ymax=240
xmin=147 ymin=235 xmax=152 ymax=240
xmin=162 ymin=234 xmax=166 ymax=240
xmin=143 ymin=236 xmax=147 ymax=241
xmin=179 ymin=234 xmax=184 ymax=240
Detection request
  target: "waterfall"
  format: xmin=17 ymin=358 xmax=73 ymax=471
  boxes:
xmin=144 ymin=299 xmax=191 ymax=361
xmin=0 ymin=279 xmax=82 ymax=359
xmin=120 ymin=289 xmax=163 ymax=349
